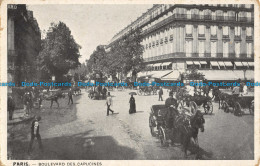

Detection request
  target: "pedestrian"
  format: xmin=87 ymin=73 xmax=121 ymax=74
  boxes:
xmin=38 ymin=90 xmax=43 ymax=108
xmin=28 ymin=116 xmax=43 ymax=154
xmin=129 ymin=94 xmax=136 ymax=114
xmin=106 ymin=92 xmax=114 ymax=116
xmin=158 ymin=87 xmax=163 ymax=101
xmin=243 ymin=83 xmax=248 ymax=95
xmin=8 ymin=96 xmax=15 ymax=120
xmin=68 ymin=88 xmax=73 ymax=105
xmin=232 ymin=86 xmax=240 ymax=97
xmin=102 ymin=87 xmax=107 ymax=99
xmin=23 ymin=92 xmax=31 ymax=117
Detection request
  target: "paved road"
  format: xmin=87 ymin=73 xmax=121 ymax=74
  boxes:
xmin=8 ymin=89 xmax=254 ymax=160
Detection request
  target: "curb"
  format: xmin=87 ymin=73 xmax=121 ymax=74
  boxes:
xmin=7 ymin=116 xmax=34 ymax=126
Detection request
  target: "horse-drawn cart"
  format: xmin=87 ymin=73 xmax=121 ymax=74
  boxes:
xmin=222 ymin=93 xmax=254 ymax=116
xmin=178 ymin=94 xmax=213 ymax=115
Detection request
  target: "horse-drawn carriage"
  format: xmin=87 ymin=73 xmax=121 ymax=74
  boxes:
xmin=149 ymin=104 xmax=205 ymax=158
xmin=177 ymin=91 xmax=213 ymax=115
xmin=221 ymin=93 xmax=254 ymax=116
xmin=137 ymin=86 xmax=157 ymax=96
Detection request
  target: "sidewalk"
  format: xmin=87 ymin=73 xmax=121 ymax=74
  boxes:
xmin=7 ymin=109 xmax=35 ymax=126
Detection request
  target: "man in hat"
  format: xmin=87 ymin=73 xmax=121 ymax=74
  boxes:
xmin=165 ymin=92 xmax=178 ymax=128
xmin=158 ymin=87 xmax=163 ymax=101
xmin=68 ymin=88 xmax=74 ymax=105
xmin=106 ymin=92 xmax=114 ymax=116
xmin=8 ymin=96 xmax=15 ymax=120
xmin=28 ymin=116 xmax=43 ymax=153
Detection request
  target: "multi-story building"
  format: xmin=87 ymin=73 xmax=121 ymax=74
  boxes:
xmin=8 ymin=4 xmax=41 ymax=84
xmin=107 ymin=4 xmax=254 ymax=82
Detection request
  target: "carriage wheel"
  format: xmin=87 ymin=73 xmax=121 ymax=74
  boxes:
xmin=149 ymin=115 xmax=156 ymax=137
xmin=204 ymin=101 xmax=213 ymax=114
xmin=249 ymin=100 xmax=254 ymax=115
xmin=190 ymin=101 xmax=198 ymax=114
xmin=158 ymin=126 xmax=167 ymax=147
xmin=234 ymin=102 xmax=242 ymax=116
xmin=223 ymin=101 xmax=229 ymax=113
xmin=177 ymin=100 xmax=184 ymax=110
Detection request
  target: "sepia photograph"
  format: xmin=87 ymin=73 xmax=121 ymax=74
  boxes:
xmin=1 ymin=1 xmax=259 ymax=165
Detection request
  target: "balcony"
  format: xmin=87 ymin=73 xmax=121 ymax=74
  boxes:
xmin=142 ymin=14 xmax=253 ymax=35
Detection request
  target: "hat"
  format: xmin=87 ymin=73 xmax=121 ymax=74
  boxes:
xmin=34 ymin=116 xmax=41 ymax=121
xmin=169 ymin=92 xmax=173 ymax=96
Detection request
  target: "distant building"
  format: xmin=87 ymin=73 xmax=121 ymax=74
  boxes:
xmin=107 ymin=4 xmax=254 ymax=82
xmin=8 ymin=4 xmax=41 ymax=84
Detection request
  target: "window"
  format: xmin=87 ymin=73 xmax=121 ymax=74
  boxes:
xmin=247 ymin=43 xmax=252 ymax=58
xmin=185 ymin=24 xmax=192 ymax=34
xmin=235 ymin=42 xmax=240 ymax=58
xmin=223 ymin=41 xmax=229 ymax=57
xmin=211 ymin=42 xmax=217 ymax=57
xmin=212 ymin=11 xmax=216 ymax=20
xmin=211 ymin=26 xmax=217 ymax=35
xmin=246 ymin=27 xmax=252 ymax=36
xmin=187 ymin=10 xmax=191 ymax=19
xmin=199 ymin=41 xmax=205 ymax=57
xmin=224 ymin=12 xmax=228 ymax=20
xmin=198 ymin=25 xmax=205 ymax=35
xmin=223 ymin=26 xmax=229 ymax=36
xmin=185 ymin=40 xmax=192 ymax=57
xmin=235 ymin=27 xmax=241 ymax=36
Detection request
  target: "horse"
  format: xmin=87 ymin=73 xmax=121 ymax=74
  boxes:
xmin=173 ymin=110 xmax=205 ymax=159
xmin=44 ymin=91 xmax=65 ymax=108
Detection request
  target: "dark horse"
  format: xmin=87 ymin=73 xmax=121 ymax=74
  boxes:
xmin=173 ymin=110 xmax=205 ymax=159
xmin=45 ymin=91 xmax=65 ymax=108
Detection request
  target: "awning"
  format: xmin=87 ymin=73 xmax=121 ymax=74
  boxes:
xmin=232 ymin=70 xmax=244 ymax=79
xmin=162 ymin=62 xmax=172 ymax=66
xmin=224 ymin=61 xmax=233 ymax=66
xmin=218 ymin=61 xmax=225 ymax=66
xmin=247 ymin=62 xmax=254 ymax=66
xmin=137 ymin=71 xmax=153 ymax=78
xmin=161 ymin=70 xmax=181 ymax=80
xmin=245 ymin=70 xmax=254 ymax=80
xmin=147 ymin=64 xmax=153 ymax=67
xmin=186 ymin=61 xmax=193 ymax=65
xmin=200 ymin=70 xmax=237 ymax=80
xmin=151 ymin=70 xmax=173 ymax=79
xmin=234 ymin=62 xmax=243 ymax=67
xmin=210 ymin=61 xmax=219 ymax=66
xmin=242 ymin=62 xmax=249 ymax=67
xmin=200 ymin=61 xmax=207 ymax=64
xmin=153 ymin=63 xmax=161 ymax=67
xmin=193 ymin=61 xmax=200 ymax=65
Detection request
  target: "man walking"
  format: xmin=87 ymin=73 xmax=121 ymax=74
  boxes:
xmin=28 ymin=116 xmax=43 ymax=154
xmin=68 ymin=88 xmax=73 ymax=105
xmin=8 ymin=96 xmax=15 ymax=120
xmin=106 ymin=92 xmax=114 ymax=116
xmin=158 ymin=87 xmax=163 ymax=101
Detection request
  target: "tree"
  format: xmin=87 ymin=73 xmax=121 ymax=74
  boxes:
xmin=39 ymin=22 xmax=81 ymax=82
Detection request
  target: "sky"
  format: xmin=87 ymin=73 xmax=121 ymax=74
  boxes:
xmin=27 ymin=4 xmax=153 ymax=64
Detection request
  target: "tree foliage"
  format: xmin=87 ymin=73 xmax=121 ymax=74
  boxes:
xmin=39 ymin=22 xmax=81 ymax=82
xmin=87 ymin=28 xmax=144 ymax=80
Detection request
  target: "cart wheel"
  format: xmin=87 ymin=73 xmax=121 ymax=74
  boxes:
xmin=158 ymin=126 xmax=167 ymax=147
xmin=204 ymin=101 xmax=213 ymax=114
xmin=177 ymin=100 xmax=184 ymax=110
xmin=149 ymin=115 xmax=156 ymax=137
xmin=190 ymin=101 xmax=198 ymax=114
xmin=137 ymin=90 xmax=142 ymax=96
xmin=223 ymin=101 xmax=229 ymax=113
xmin=234 ymin=102 xmax=242 ymax=116
xmin=249 ymin=100 xmax=254 ymax=115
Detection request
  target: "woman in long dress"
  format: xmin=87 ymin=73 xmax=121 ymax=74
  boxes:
xmin=129 ymin=95 xmax=136 ymax=114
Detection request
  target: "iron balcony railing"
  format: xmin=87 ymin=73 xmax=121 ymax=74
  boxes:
xmin=143 ymin=14 xmax=254 ymax=35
